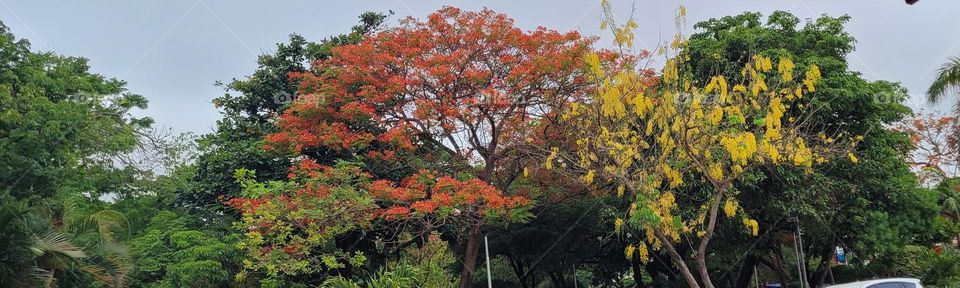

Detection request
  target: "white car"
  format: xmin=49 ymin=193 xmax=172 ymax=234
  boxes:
xmin=826 ymin=278 xmax=923 ymax=288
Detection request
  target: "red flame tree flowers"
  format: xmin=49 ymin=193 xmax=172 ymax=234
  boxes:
xmin=236 ymin=7 xmax=595 ymax=285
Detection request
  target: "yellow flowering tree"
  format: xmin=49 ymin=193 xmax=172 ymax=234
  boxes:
xmin=550 ymin=4 xmax=857 ymax=288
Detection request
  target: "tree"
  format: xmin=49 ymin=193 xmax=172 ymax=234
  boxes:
xmin=899 ymin=113 xmax=960 ymax=246
xmin=554 ymin=5 xmax=854 ymax=287
xmin=899 ymin=113 xmax=960 ymax=183
xmin=685 ymin=11 xmax=941 ymax=287
xmin=0 ymin=19 xmax=150 ymax=288
xmin=128 ymin=211 xmax=242 ymax=288
xmin=186 ymin=12 xmax=388 ymax=213
xmin=265 ymin=7 xmax=594 ymax=286
xmin=927 ymin=56 xmax=960 ymax=114
xmin=0 ymin=20 xmax=150 ymax=200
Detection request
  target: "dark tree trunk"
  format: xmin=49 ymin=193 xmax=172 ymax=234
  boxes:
xmin=506 ymin=252 xmax=531 ymax=288
xmin=809 ymin=237 xmax=837 ymax=288
xmin=550 ymin=271 xmax=566 ymax=287
xmin=459 ymin=230 xmax=482 ymax=288
xmin=734 ymin=255 xmax=761 ymax=288
xmin=761 ymin=251 xmax=788 ymax=287
xmin=631 ymin=248 xmax=648 ymax=287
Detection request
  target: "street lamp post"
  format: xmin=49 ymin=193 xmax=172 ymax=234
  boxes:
xmin=787 ymin=216 xmax=808 ymax=288
xmin=485 ymin=235 xmax=492 ymax=288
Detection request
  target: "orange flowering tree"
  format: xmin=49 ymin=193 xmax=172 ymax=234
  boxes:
xmin=548 ymin=5 xmax=857 ymax=288
xmin=897 ymin=113 xmax=960 ymax=184
xmin=225 ymin=158 xmax=528 ymax=281
xmin=234 ymin=6 xmax=594 ymax=285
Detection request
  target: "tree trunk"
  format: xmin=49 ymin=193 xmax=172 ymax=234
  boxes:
xmin=695 ymin=187 xmax=726 ymax=288
xmin=767 ymin=249 xmax=789 ymax=286
xmin=655 ymin=229 xmax=701 ymax=288
xmin=459 ymin=229 xmax=482 ymax=288
xmin=734 ymin=255 xmax=760 ymax=288
xmin=624 ymin=181 xmax=699 ymax=288
xmin=550 ymin=271 xmax=566 ymax=287
xmin=632 ymin=248 xmax=648 ymax=287
xmin=810 ymin=242 xmax=835 ymax=288
xmin=506 ymin=252 xmax=531 ymax=288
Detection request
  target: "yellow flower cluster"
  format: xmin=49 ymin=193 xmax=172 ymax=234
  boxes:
xmin=847 ymin=152 xmax=859 ymax=163
xmin=791 ymin=138 xmax=812 ymax=167
xmin=630 ymin=92 xmax=652 ymax=116
xmin=601 ymin=84 xmax=625 ymax=118
xmin=663 ymin=58 xmax=680 ymax=84
xmin=545 ymin=147 xmax=558 ymax=170
xmin=582 ymin=169 xmax=596 ymax=185
xmin=586 ymin=53 xmax=603 ymax=78
xmin=778 ymin=58 xmax=795 ymax=82
xmin=638 ymin=242 xmax=650 ymax=263
xmin=804 ymin=64 xmax=821 ymax=92
xmin=721 ymin=132 xmax=757 ymax=167
xmin=753 ymin=55 xmax=773 ymax=72
xmin=742 ymin=218 xmax=759 ymax=236
xmin=705 ymin=76 xmax=729 ymax=102
xmin=660 ymin=164 xmax=683 ymax=189
xmin=708 ymin=106 xmax=724 ymax=126
xmin=723 ymin=198 xmax=738 ymax=218
xmin=708 ymin=163 xmax=724 ymax=181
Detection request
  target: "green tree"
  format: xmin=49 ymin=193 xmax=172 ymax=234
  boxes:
xmin=0 ymin=19 xmax=150 ymax=287
xmin=127 ymin=211 xmax=242 ymax=288
xmin=0 ymin=21 xmax=150 ymax=200
xmin=686 ymin=11 xmax=940 ymax=287
xmin=185 ymin=12 xmax=388 ymax=213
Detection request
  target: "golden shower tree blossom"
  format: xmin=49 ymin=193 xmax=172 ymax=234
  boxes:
xmin=550 ymin=4 xmax=858 ymax=288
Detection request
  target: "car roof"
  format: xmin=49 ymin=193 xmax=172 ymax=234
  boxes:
xmin=826 ymin=278 xmax=921 ymax=288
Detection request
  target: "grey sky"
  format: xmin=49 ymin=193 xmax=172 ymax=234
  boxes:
xmin=1 ymin=0 xmax=957 ymax=134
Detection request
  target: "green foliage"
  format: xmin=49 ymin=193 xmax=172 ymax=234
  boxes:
xmin=128 ymin=211 xmax=242 ymax=288
xmin=320 ymin=261 xmax=450 ymax=288
xmin=2 ymin=6 xmax=957 ymax=288
xmin=0 ymin=194 xmax=48 ymax=287
xmin=0 ymin=18 xmax=150 ymax=287
xmin=927 ymin=56 xmax=960 ymax=113
xmin=231 ymin=162 xmax=377 ymax=280
xmin=919 ymin=247 xmax=960 ymax=287
xmin=686 ymin=11 xmax=939 ymax=287
xmin=0 ymin=20 xmax=151 ymax=200
xmin=186 ymin=12 xmax=388 ymax=213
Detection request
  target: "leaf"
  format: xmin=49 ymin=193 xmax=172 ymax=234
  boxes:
xmin=32 ymin=232 xmax=87 ymax=259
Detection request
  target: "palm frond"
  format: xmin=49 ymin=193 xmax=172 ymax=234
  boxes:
xmin=927 ymin=56 xmax=960 ymax=104
xmin=77 ymin=240 xmax=133 ymax=288
xmin=96 ymin=210 xmax=129 ymax=242
xmin=31 ymin=232 xmax=87 ymax=259
xmin=320 ymin=277 xmax=362 ymax=288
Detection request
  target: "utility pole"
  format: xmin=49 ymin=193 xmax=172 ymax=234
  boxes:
xmin=788 ymin=216 xmax=808 ymax=288
xmin=753 ymin=265 xmax=758 ymax=288
xmin=572 ymin=263 xmax=577 ymax=288
xmin=797 ymin=224 xmax=808 ymax=288
xmin=485 ymin=235 xmax=492 ymax=288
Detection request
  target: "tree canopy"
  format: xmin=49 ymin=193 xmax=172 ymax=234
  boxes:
xmin=1 ymin=6 xmax=958 ymax=288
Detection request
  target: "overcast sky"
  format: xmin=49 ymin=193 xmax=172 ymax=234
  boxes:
xmin=1 ymin=0 xmax=957 ymax=134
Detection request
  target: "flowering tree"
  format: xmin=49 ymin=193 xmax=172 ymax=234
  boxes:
xmin=225 ymin=158 xmax=528 ymax=281
xmin=551 ymin=5 xmax=856 ymax=288
xmin=898 ymin=113 xmax=960 ymax=184
xmin=256 ymin=6 xmax=594 ymax=285
xmin=898 ymin=113 xmax=960 ymax=247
